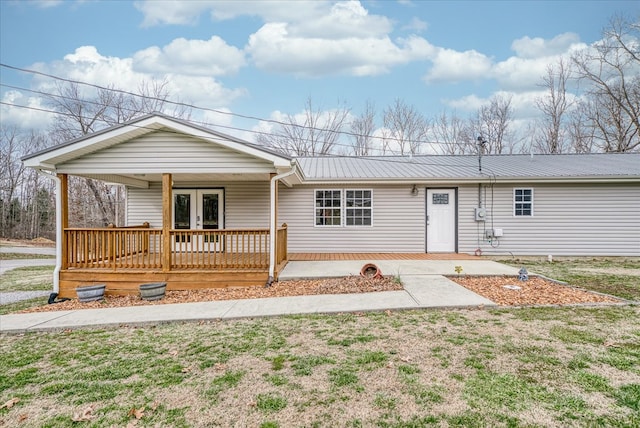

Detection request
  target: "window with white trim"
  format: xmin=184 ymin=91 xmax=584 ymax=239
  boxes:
xmin=315 ymin=189 xmax=373 ymax=226
xmin=345 ymin=190 xmax=372 ymax=226
xmin=315 ymin=190 xmax=342 ymax=226
xmin=514 ymin=188 xmax=533 ymax=216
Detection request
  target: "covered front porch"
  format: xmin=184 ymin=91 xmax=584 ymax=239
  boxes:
xmin=19 ymin=114 xmax=303 ymax=298
xmin=56 ymin=173 xmax=290 ymax=298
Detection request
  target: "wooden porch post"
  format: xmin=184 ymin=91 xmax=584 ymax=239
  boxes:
xmin=162 ymin=173 xmax=172 ymax=272
xmin=270 ymin=173 xmax=278 ymax=264
xmin=58 ymin=173 xmax=69 ymax=270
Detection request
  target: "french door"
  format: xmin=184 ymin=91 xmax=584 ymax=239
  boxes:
xmin=173 ymin=189 xmax=224 ymax=251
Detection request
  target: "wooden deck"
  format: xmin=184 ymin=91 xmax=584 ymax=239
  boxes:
xmin=289 ymin=253 xmax=479 ymax=261
xmin=58 ymin=226 xmax=288 ymax=298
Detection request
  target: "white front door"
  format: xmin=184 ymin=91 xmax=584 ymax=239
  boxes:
xmin=173 ymin=189 xmax=224 ymax=251
xmin=426 ymin=188 xmax=456 ymax=252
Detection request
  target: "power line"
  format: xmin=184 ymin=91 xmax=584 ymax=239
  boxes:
xmin=2 ymin=100 xmax=496 ymax=173
xmin=0 ymin=87 xmax=472 ymax=156
xmin=0 ymin=63 xmax=473 ymax=151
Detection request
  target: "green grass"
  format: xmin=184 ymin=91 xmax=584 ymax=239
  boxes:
xmin=0 ymin=297 xmax=49 ymax=315
xmin=205 ymin=370 xmax=246 ymax=402
xmin=0 ymin=265 xmax=54 ymax=292
xmin=0 ymin=252 xmax=56 ymax=260
xmin=256 ymin=393 xmax=288 ymax=412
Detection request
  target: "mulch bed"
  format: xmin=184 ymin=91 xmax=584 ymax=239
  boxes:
xmin=20 ymin=276 xmax=402 ymax=313
xmin=449 ymin=275 xmax=621 ymax=306
xmin=18 ymin=275 xmax=621 ymax=314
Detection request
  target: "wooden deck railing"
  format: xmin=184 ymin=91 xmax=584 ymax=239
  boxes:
xmin=170 ymin=229 xmax=270 ymax=269
xmin=64 ymin=226 xmax=162 ymax=269
xmin=64 ymin=225 xmax=287 ymax=271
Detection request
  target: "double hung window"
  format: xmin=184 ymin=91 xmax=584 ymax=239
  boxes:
xmin=514 ymin=188 xmax=533 ymax=216
xmin=315 ymin=189 xmax=372 ymax=226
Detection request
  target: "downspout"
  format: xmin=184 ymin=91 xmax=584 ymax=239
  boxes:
xmin=35 ymin=169 xmax=61 ymax=294
xmin=267 ymin=163 xmax=298 ymax=286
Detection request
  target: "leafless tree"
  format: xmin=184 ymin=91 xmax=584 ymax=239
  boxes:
xmin=381 ymin=99 xmax=430 ymax=155
xmin=571 ymin=15 xmax=640 ymax=152
xmin=1 ymin=127 xmax=25 ymax=237
xmin=465 ymin=94 xmax=515 ymax=154
xmin=349 ymin=101 xmax=376 ymax=156
xmin=1 ymin=128 xmax=56 ymax=239
xmin=431 ymin=110 xmax=472 ymax=155
xmin=566 ymin=101 xmax=596 ymax=153
xmin=533 ymin=59 xmax=573 ymax=153
xmin=44 ymin=79 xmax=191 ymax=226
xmin=257 ymin=97 xmax=350 ymax=156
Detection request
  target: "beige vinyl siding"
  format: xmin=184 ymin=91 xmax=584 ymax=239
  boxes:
xmin=127 ymin=182 xmax=163 ymax=227
xmin=59 ymin=131 xmax=275 ymax=174
xmin=458 ymin=183 xmax=640 ymax=256
xmin=279 ymin=184 xmax=425 ymax=253
xmin=126 ymin=181 xmax=270 ymax=229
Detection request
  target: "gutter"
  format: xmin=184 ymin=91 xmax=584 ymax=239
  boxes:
xmin=35 ymin=169 xmax=61 ymax=294
xmin=267 ymin=163 xmax=298 ymax=286
xmin=298 ymin=176 xmax=640 ymax=185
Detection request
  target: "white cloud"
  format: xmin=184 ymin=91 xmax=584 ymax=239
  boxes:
xmin=444 ymin=90 xmax=559 ymax=120
xmin=134 ymin=0 xmax=214 ymax=26
xmin=1 ymin=90 xmax=53 ymax=130
xmin=132 ymin=36 xmax=245 ymax=76
xmin=135 ymin=1 xmax=421 ymax=77
xmin=491 ymin=56 xmax=554 ymax=91
xmin=445 ymin=94 xmax=487 ymax=112
xmin=511 ymin=32 xmax=581 ymax=59
xmin=288 ymin=1 xmax=392 ymax=39
xmin=246 ymin=24 xmax=434 ymax=77
xmin=424 ymin=48 xmax=493 ymax=83
xmin=18 ymin=46 xmax=246 ymax=131
xmin=424 ymin=33 xmax=588 ymax=91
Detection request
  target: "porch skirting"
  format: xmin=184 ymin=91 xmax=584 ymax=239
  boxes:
xmin=58 ymin=269 xmax=271 ymax=298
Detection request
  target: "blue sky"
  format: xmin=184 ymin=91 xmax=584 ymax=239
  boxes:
xmin=1 ymin=0 xmax=637 ymax=146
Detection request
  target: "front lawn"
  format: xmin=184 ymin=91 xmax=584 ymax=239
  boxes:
xmin=1 ymin=306 xmax=639 ymax=427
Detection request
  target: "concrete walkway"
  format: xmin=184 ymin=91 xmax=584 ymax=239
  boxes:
xmin=0 ymin=260 xmax=519 ymax=334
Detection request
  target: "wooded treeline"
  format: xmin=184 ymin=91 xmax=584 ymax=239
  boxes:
xmin=1 ymin=17 xmax=637 ymax=240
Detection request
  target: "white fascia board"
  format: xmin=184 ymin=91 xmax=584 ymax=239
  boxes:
xmin=24 ymin=120 xmax=162 ymax=168
xmin=22 ymin=114 xmax=291 ymax=169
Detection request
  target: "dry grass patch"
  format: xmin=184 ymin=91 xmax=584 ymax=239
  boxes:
xmin=2 ymin=307 xmax=640 ymax=426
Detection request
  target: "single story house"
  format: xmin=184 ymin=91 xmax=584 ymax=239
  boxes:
xmin=22 ymin=113 xmax=640 ymax=297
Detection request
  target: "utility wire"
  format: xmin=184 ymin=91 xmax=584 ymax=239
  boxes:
xmin=3 ymin=100 xmax=498 ymax=174
xmin=1 ymin=87 xmax=477 ymax=155
xmin=0 ymin=63 xmax=473 ymax=150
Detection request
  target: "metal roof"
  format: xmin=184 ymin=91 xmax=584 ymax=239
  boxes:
xmin=295 ymin=153 xmax=640 ymax=182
